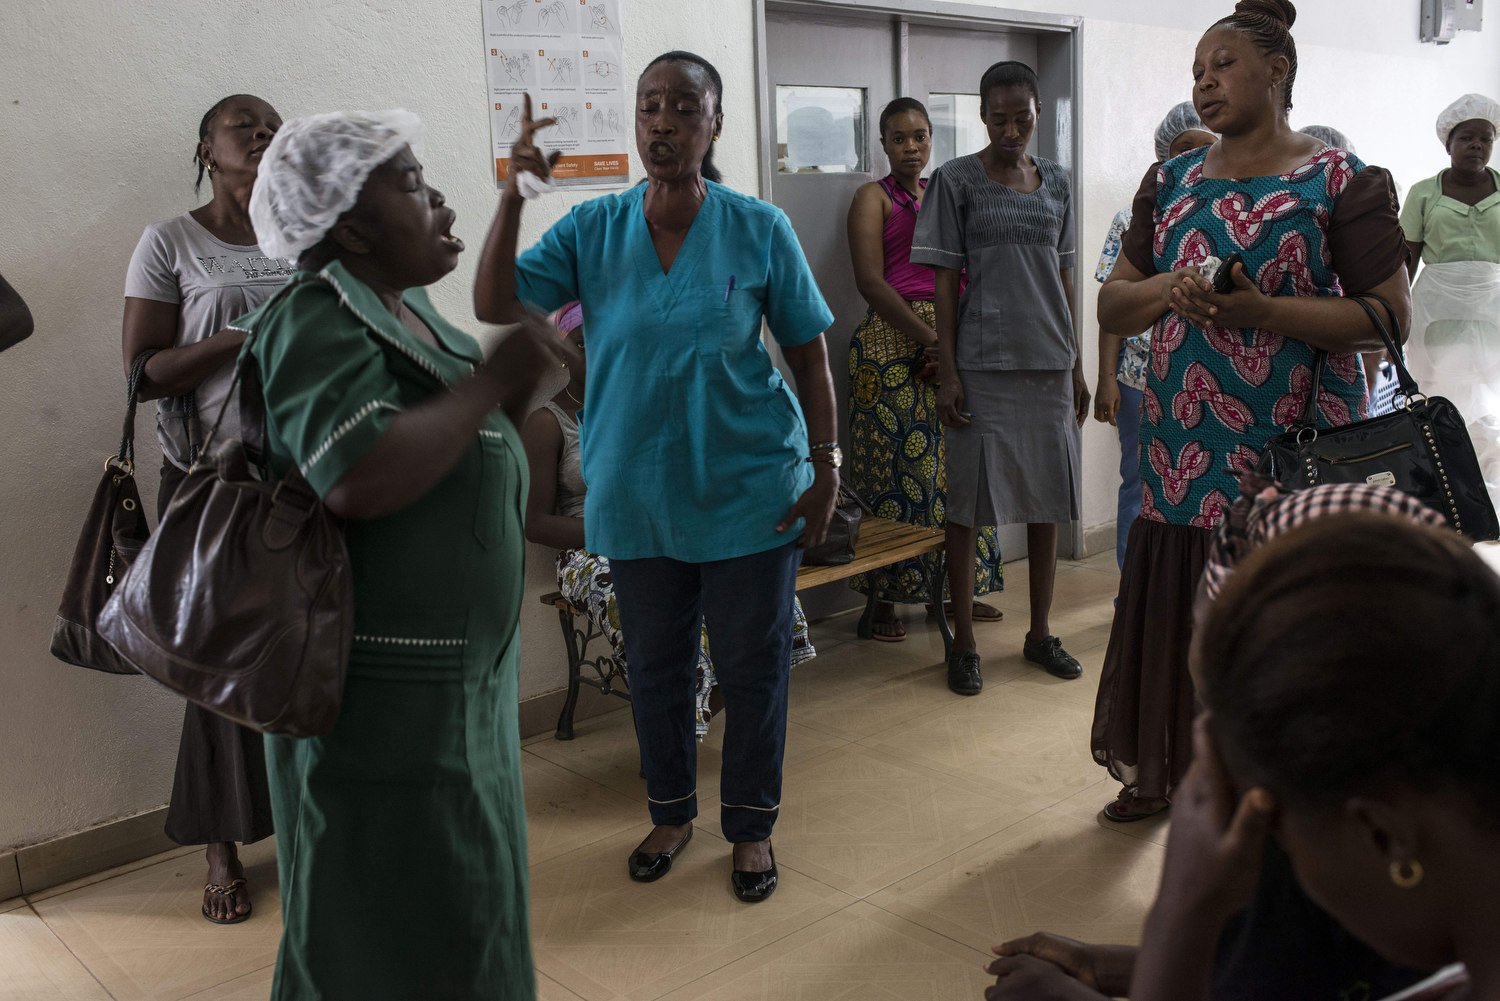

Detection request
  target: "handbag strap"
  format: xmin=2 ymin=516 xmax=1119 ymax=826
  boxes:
xmin=1294 ymin=293 xmax=1417 ymax=429
xmin=118 ymin=347 xmax=160 ymax=471
xmin=194 ymin=273 xmax=318 ymax=468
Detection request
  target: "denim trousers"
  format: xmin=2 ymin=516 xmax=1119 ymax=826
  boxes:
xmin=610 ymin=541 xmax=801 ymax=843
xmin=1116 ymin=384 xmax=1144 ymax=569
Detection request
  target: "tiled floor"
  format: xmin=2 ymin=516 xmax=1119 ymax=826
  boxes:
xmin=1 ymin=553 xmax=1168 ymax=1001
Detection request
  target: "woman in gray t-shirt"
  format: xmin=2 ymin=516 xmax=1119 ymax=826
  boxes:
xmin=911 ymin=61 xmax=1089 ymax=696
xmin=121 ymin=93 xmax=291 ymax=925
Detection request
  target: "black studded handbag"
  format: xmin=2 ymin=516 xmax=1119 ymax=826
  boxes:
xmin=1258 ymin=294 xmax=1499 ymax=541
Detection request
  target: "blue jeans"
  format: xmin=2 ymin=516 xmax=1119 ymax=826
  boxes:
xmin=610 ymin=541 xmax=801 ymax=843
xmin=1116 ymin=384 xmax=1143 ymax=569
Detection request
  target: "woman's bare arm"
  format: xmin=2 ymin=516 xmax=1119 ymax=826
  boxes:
xmin=520 ymin=407 xmax=586 ymax=549
xmin=847 ymin=183 xmax=938 ymax=347
xmin=123 ymin=297 xmax=247 ymax=400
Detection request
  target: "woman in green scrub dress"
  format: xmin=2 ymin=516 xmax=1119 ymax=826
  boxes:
xmin=243 ymin=110 xmax=566 ymax=1001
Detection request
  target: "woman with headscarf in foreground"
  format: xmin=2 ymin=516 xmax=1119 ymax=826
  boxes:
xmin=243 ymin=109 xmax=564 ymax=1000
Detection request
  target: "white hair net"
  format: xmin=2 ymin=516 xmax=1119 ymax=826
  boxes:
xmin=1155 ymin=101 xmax=1213 ymax=161
xmin=1300 ymin=125 xmax=1354 ymax=154
xmin=249 ymin=109 xmax=425 ymax=262
xmin=1436 ymin=94 xmax=1500 ymax=148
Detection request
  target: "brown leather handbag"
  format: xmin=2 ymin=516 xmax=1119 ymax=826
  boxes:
xmin=50 ymin=349 xmax=157 ymax=674
xmin=97 ymin=304 xmax=354 ymax=737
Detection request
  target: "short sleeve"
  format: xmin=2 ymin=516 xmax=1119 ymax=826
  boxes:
xmin=124 ymin=225 xmax=182 ymax=304
xmin=1121 ymin=164 xmax=1162 ymax=277
xmin=1095 ymin=210 xmax=1131 ymax=283
xmin=909 ymin=166 xmax=966 ymax=270
xmin=1056 ymin=178 xmax=1076 ymax=271
xmin=1329 ymin=165 xmax=1409 ymax=292
xmin=1398 ymin=179 xmax=1432 ymax=244
xmin=764 ymin=211 xmax=834 ymax=347
xmin=247 ymin=283 xmax=404 ymax=497
xmin=514 ymin=210 xmax=582 ymax=312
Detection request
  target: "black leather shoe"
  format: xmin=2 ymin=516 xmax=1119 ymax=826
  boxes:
xmin=627 ymin=826 xmax=692 ymax=883
xmin=1023 ymin=634 xmax=1082 ymax=680
xmin=947 ymin=649 xmax=983 ymax=695
xmin=731 ymin=846 xmax=778 ymax=903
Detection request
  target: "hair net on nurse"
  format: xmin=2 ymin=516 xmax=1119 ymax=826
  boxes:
xmin=1299 ymin=125 xmax=1354 ymax=154
xmin=1155 ymin=101 xmax=1213 ymax=161
xmin=250 ymin=109 xmax=425 ymax=262
xmin=1436 ymin=93 xmax=1500 ymax=148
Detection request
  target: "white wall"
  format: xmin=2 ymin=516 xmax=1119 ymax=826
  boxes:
xmin=1 ymin=0 xmax=1497 ymax=850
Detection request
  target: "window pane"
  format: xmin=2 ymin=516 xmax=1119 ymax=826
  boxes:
xmin=928 ymin=93 xmax=987 ymax=170
xmin=776 ymin=86 xmax=866 ymax=174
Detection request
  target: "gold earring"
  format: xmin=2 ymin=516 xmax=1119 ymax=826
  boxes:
xmin=1390 ymin=860 xmax=1424 ymax=889
xmin=712 ymin=135 xmax=719 ymax=143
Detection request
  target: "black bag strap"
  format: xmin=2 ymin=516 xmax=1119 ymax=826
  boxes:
xmin=1295 ymin=293 xmax=1417 ymax=429
xmin=195 ymin=273 xmax=318 ymax=468
xmin=118 ymin=347 xmax=160 ymax=472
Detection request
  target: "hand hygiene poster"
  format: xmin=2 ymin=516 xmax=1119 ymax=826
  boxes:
xmin=483 ymin=0 xmax=628 ymax=189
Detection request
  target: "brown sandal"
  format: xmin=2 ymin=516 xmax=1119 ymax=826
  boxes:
xmin=1102 ymin=789 xmax=1170 ymax=823
xmin=927 ymin=601 xmax=1004 ymax=622
xmin=201 ymin=877 xmax=251 ymax=924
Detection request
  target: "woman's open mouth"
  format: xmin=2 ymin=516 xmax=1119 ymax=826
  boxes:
xmin=438 ymin=210 xmax=465 ymax=252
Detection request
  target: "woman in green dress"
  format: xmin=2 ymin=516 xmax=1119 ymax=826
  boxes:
xmin=242 ymin=110 xmax=566 ymax=1000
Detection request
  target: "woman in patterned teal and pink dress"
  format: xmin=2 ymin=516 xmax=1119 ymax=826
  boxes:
xmin=1091 ymin=0 xmax=1411 ymax=822
xmin=844 ymin=97 xmax=1003 ymax=641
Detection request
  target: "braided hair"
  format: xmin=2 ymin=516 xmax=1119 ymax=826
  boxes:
xmin=639 ymin=51 xmax=724 ymax=183
xmin=1209 ymin=0 xmax=1298 ymax=113
xmin=193 ymin=94 xmax=256 ymax=194
xmin=1199 ymin=513 xmax=1500 ymax=823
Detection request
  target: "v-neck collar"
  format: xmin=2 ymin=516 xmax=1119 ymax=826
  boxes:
xmin=631 ymin=182 xmax=719 ymax=308
xmin=1435 ymin=167 xmax=1500 ymax=214
xmin=318 ymin=262 xmax=479 ymax=384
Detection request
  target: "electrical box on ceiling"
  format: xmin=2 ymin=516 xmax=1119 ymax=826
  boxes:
xmin=1422 ymin=0 xmax=1485 ymax=43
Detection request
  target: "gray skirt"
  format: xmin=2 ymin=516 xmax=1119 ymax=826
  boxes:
xmin=946 ymin=369 xmax=1082 ymax=527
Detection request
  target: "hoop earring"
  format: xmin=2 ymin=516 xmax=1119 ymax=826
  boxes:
xmin=1390 ymin=860 xmax=1424 ymax=889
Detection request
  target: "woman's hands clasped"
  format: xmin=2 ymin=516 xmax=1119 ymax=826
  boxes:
xmin=1166 ymin=261 xmax=1269 ymax=331
xmin=480 ymin=310 xmax=575 ymax=416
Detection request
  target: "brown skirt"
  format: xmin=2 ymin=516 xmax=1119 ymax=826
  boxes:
xmin=158 ymin=461 xmax=275 ymax=846
xmin=1090 ymin=518 xmax=1211 ymax=800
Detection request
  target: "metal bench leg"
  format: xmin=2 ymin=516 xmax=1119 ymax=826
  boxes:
xmin=856 ymin=581 xmax=880 ymax=640
xmin=555 ymin=607 xmax=583 ymax=740
xmin=922 ymin=551 xmax=955 ymax=662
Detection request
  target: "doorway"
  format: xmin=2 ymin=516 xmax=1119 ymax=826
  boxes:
xmin=756 ymin=0 xmax=1082 ymax=619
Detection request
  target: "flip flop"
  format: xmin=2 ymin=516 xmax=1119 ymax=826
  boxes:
xmin=871 ymin=617 xmax=906 ymax=642
xmin=202 ymin=878 xmax=251 ymax=925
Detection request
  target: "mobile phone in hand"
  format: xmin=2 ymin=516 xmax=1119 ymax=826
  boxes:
xmin=1211 ymin=252 xmax=1244 ymax=294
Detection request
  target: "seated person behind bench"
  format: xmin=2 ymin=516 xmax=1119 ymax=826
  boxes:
xmin=521 ymin=303 xmax=817 ymax=739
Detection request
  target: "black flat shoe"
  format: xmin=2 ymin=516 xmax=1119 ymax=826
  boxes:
xmin=1023 ymin=634 xmax=1082 ymax=680
xmin=731 ymin=845 xmax=777 ymax=903
xmin=627 ymin=826 xmax=692 ymax=883
xmin=947 ymin=649 xmax=983 ymax=695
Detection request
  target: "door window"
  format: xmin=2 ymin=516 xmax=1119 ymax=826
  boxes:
xmin=775 ymin=85 xmax=867 ymax=174
xmin=928 ymin=93 xmax=987 ymax=169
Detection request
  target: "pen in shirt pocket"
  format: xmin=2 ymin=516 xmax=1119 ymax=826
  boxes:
xmin=724 ymin=275 xmax=736 ymax=302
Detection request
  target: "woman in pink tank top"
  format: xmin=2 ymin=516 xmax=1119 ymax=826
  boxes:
xmin=844 ymin=98 xmax=1003 ymax=643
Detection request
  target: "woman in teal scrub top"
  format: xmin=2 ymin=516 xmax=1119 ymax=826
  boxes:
xmin=475 ymin=51 xmax=839 ymax=904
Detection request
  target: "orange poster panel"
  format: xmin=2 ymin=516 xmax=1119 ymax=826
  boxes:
xmin=496 ymin=154 xmax=630 ymax=184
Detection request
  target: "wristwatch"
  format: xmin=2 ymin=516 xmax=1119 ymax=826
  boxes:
xmin=807 ymin=446 xmax=843 ymax=469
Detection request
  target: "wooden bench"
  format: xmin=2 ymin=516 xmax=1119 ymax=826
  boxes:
xmin=541 ymin=516 xmax=950 ymax=740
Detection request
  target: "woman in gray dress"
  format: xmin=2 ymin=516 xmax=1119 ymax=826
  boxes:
xmin=912 ymin=60 xmax=1088 ymax=696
